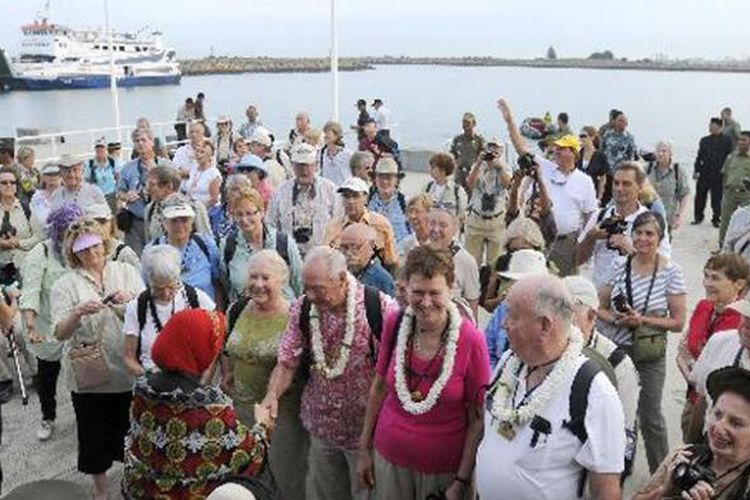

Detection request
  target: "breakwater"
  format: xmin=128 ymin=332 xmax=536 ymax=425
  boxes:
xmin=179 ymin=55 xmax=750 ymax=76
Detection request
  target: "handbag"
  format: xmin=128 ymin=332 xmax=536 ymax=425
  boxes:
xmin=116 ymin=208 xmax=134 ymax=233
xmin=68 ymin=333 xmax=111 ymax=390
xmin=625 ymin=255 xmax=667 ymax=364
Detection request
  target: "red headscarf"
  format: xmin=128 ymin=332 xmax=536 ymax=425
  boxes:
xmin=151 ymin=309 xmax=226 ymax=376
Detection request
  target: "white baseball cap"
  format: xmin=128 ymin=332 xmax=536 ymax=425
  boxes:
xmin=290 ymin=143 xmax=317 ymax=164
xmin=249 ymin=128 xmax=272 ymax=148
xmin=499 ymin=249 xmax=548 ymax=281
xmin=337 ymin=177 xmax=370 ymax=195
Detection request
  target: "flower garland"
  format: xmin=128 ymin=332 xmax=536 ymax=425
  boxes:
xmin=394 ymin=302 xmax=461 ymax=415
xmin=309 ymin=275 xmax=357 ymax=379
xmin=489 ymin=326 xmax=584 ymax=437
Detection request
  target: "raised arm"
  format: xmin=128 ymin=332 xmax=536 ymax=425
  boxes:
xmin=497 ymin=99 xmax=531 ymax=156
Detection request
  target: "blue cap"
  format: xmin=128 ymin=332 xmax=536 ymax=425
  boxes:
xmin=235 ymin=154 xmax=267 ymax=178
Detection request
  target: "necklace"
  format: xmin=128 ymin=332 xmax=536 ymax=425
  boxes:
xmin=488 ymin=326 xmax=584 ymax=440
xmin=394 ymin=303 xmax=461 ymax=415
xmin=309 ymin=275 xmax=357 ymax=379
xmin=407 ymin=321 xmax=450 ymax=401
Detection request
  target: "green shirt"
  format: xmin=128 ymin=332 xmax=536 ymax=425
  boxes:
xmin=450 ymin=133 xmax=485 ymax=172
xmin=722 ymin=151 xmax=750 ymax=189
xmin=647 ymin=162 xmax=690 ymax=222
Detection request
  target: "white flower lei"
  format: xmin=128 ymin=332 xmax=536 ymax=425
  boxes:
xmin=489 ymin=326 xmax=584 ymax=432
xmin=309 ymin=275 xmax=357 ymax=379
xmin=394 ymin=302 xmax=461 ymax=415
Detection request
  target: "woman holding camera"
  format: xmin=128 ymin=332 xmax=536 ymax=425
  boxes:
xmin=0 ymin=166 xmax=41 ymax=285
xmin=464 ymin=139 xmax=512 ymax=267
xmin=635 ymin=366 xmax=750 ymax=499
xmin=598 ymin=211 xmax=687 ymax=473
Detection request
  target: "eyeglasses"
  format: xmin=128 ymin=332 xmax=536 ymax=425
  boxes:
xmin=68 ymin=219 xmax=100 ymax=232
xmin=0 ymin=180 xmax=17 ymax=186
xmin=339 ymin=241 xmax=368 ymax=253
xmin=579 ymin=134 xmax=589 ymax=139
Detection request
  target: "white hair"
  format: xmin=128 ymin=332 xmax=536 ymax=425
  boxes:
xmin=141 ymin=244 xmax=182 ymax=284
xmin=655 ymin=140 xmax=673 ymax=157
xmin=304 ymin=246 xmax=347 ymax=279
xmin=247 ymin=249 xmax=290 ymax=284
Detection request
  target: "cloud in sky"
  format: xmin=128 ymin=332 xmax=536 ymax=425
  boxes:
xmin=2 ymin=0 xmax=749 ymax=60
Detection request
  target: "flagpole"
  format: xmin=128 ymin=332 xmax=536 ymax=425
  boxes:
xmin=104 ymin=0 xmax=122 ymax=146
xmin=330 ymin=0 xmax=339 ymax=122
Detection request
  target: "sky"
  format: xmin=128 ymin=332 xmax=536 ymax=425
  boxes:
xmin=2 ymin=0 xmax=750 ymax=60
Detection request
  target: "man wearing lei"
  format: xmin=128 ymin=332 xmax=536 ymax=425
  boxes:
xmin=261 ymin=246 xmax=394 ymax=500
xmin=356 ymin=245 xmax=489 ymax=500
xmin=476 ymin=275 xmax=625 ymax=500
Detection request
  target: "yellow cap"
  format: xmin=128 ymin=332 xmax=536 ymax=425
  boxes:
xmin=552 ymin=134 xmax=581 ymax=152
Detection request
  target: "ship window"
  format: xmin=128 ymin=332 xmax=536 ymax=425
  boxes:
xmin=103 ymin=45 xmax=108 ymax=50
xmin=94 ymin=45 xmax=100 ymax=49
xmin=120 ymin=46 xmax=125 ymax=51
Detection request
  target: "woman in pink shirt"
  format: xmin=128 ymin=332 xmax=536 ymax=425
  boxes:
xmin=356 ymin=245 xmax=490 ymax=500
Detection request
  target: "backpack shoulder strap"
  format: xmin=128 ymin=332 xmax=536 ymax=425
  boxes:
xmin=582 ymin=346 xmax=617 ymax=389
xmin=136 ymin=289 xmax=151 ymax=359
xmin=227 ymin=295 xmax=250 ymax=336
xmin=426 ymin=180 xmax=434 ymax=192
xmin=397 ymin=192 xmax=407 ymax=214
xmin=184 ymin=284 xmax=200 ymax=309
xmin=563 ymin=358 xmax=601 ymax=444
xmin=596 ymin=206 xmax=609 ymax=224
xmin=191 ymin=233 xmax=210 ymax=260
xmin=223 ymin=231 xmax=238 ymax=267
xmin=108 ymin=157 xmax=115 ymax=170
xmin=275 ymin=231 xmax=290 ymax=266
xmin=607 ymin=345 xmax=628 ymax=370
xmin=364 ymin=286 xmax=383 ymax=364
xmin=113 ymin=242 xmax=126 ymax=261
xmin=20 ymin=199 xmax=31 ymax=222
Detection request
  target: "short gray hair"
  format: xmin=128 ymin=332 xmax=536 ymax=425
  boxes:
xmin=131 ymin=127 xmax=154 ymax=143
xmin=655 ymin=140 xmax=673 ymax=157
xmin=304 ymin=246 xmax=347 ymax=279
xmin=350 ymin=151 xmax=375 ymax=174
xmin=247 ymin=249 xmax=289 ymax=285
xmin=226 ymin=174 xmax=251 ymax=191
xmin=533 ymin=281 xmax=574 ymax=323
xmin=141 ymin=244 xmax=182 ymax=284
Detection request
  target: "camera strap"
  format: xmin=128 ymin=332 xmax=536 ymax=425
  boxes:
xmin=624 ymin=255 xmax=658 ymax=314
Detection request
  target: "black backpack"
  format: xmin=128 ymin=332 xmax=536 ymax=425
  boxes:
xmin=87 ymin=157 xmax=115 ymax=185
xmin=646 ymin=161 xmax=681 ymax=199
xmin=135 ymin=284 xmax=200 ymax=359
xmin=223 ymin=228 xmax=290 ymax=285
xmin=152 ymin=233 xmax=210 ymax=260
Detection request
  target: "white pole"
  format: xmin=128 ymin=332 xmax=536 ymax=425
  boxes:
xmin=104 ymin=0 xmax=122 ymax=147
xmin=330 ymin=0 xmax=339 ymax=122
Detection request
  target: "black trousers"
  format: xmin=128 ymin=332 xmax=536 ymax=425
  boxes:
xmin=36 ymin=358 xmax=61 ymax=421
xmin=71 ymin=391 xmax=132 ymax=474
xmin=694 ymin=175 xmax=723 ymax=223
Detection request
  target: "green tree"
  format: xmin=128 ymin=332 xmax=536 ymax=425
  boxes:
xmin=546 ymin=46 xmax=557 ymax=60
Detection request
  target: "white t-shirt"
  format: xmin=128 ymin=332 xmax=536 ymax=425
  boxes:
xmin=123 ymin=286 xmax=216 ymax=371
xmin=535 ymin=156 xmax=598 ymax=235
xmin=577 ymin=204 xmax=673 ymax=289
xmin=373 ymin=105 xmax=392 ymax=130
xmin=690 ymin=329 xmax=748 ymax=397
xmin=186 ymin=165 xmax=222 ymax=207
xmin=453 ymin=246 xmax=481 ymax=302
xmin=477 ymin=353 xmax=625 ymax=500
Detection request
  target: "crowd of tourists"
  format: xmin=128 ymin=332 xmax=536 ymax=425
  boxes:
xmin=0 ymin=95 xmax=749 ymax=500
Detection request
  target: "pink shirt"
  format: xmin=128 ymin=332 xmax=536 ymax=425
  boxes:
xmin=373 ymin=309 xmax=490 ymax=474
xmin=277 ymin=284 xmax=394 ymax=449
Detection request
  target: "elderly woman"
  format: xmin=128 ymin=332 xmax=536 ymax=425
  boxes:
xmin=51 ymin=217 xmax=144 ymax=499
xmin=598 ymin=211 xmax=687 ymax=473
xmin=186 ymin=139 xmax=222 ymax=209
xmin=84 ymin=203 xmax=139 ymax=269
xmin=423 ymin=153 xmax=468 ymax=224
xmin=399 ymin=194 xmax=432 ymax=257
xmin=210 ymin=174 xmax=252 ymax=239
xmin=0 ymin=166 xmax=41 ymax=286
xmin=123 ymin=245 xmax=215 ymax=377
xmin=15 ymin=146 xmax=39 ymax=205
xmin=19 ymin=203 xmax=81 ymax=442
xmin=123 ymin=309 xmax=274 ymax=500
xmin=635 ymin=366 xmax=750 ymax=500
xmin=350 ymin=151 xmax=375 ymax=183
xmin=646 ymin=140 xmax=690 ymax=232
xmin=220 ymin=187 xmax=302 ymax=302
xmin=223 ymin=250 xmax=308 ymax=500
xmin=30 ymin=164 xmax=62 ymax=230
xmin=320 ymin=121 xmax=353 ymax=186
xmin=150 ymin=194 xmax=222 ymax=303
xmin=369 ymin=156 xmax=410 ymax=244
xmin=357 ymin=245 xmax=489 ymax=500
xmin=678 ymin=253 xmax=748 ymax=442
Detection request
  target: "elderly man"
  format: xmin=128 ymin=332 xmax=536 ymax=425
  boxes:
xmin=286 ymin=111 xmax=311 ymax=154
xmin=339 ymin=224 xmax=394 ymax=296
xmin=450 ymin=112 xmax=485 ymax=192
xmin=144 ymin=166 xmax=210 ymax=241
xmin=266 ymin=143 xmax=337 ymax=257
xmin=477 ymin=275 xmax=625 ymax=500
xmin=577 ymin=162 xmax=672 ymax=289
xmin=117 ymin=128 xmax=170 ymax=256
xmin=427 ymin=208 xmax=480 ymax=319
xmin=499 ymin=99 xmax=598 ymax=276
xmin=564 ymin=275 xmax=639 ymax=479
xmin=324 ymin=177 xmax=399 ymax=270
xmin=49 ymin=154 xmax=107 ymax=211
xmin=261 ymin=246 xmax=393 ymax=500
xmin=249 ymin=127 xmax=288 ymax=188
xmin=172 ymin=121 xmax=207 ymax=186
xmin=238 ymin=103 xmax=265 ymax=140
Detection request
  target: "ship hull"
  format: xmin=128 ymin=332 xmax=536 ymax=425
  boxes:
xmin=1 ymin=73 xmax=181 ymax=91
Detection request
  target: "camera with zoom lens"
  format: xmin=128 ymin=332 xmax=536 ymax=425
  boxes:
xmin=600 ymin=215 xmax=628 ymax=253
xmin=293 ymin=226 xmax=313 ymax=244
xmin=480 ymin=193 xmax=498 ymax=213
xmin=517 ymin=153 xmax=537 ymax=177
xmin=481 ymin=149 xmax=498 ymax=162
xmin=671 ymin=447 xmax=716 ymax=492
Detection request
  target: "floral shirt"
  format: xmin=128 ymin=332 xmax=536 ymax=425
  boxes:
xmin=277 ymin=282 xmax=394 ymax=449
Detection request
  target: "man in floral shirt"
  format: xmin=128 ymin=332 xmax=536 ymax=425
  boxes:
xmin=262 ymin=246 xmax=394 ymax=500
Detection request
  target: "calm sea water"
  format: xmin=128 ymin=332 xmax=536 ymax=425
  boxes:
xmin=2 ymin=64 xmax=750 ymax=165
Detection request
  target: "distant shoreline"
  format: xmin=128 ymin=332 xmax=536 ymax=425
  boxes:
xmin=179 ymin=55 xmax=750 ymax=76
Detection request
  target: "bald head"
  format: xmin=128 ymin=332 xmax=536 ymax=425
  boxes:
xmin=339 ymin=223 xmax=376 ymax=272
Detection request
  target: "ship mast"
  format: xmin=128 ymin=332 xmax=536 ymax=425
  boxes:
xmin=104 ymin=0 xmax=122 ymax=147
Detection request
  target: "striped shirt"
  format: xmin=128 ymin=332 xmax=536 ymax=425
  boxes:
xmin=603 ymin=258 xmax=686 ymax=346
